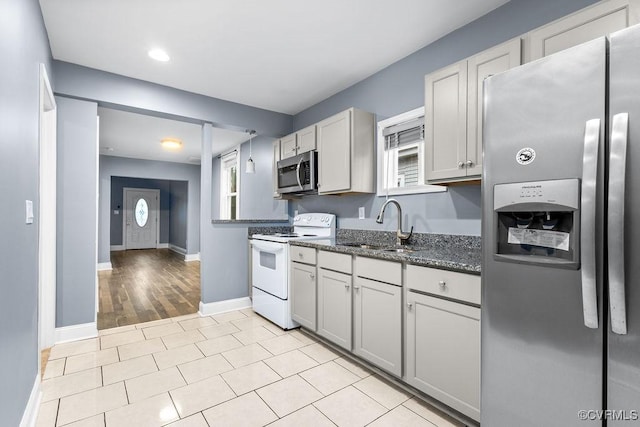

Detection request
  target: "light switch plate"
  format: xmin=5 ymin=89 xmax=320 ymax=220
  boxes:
xmin=114 ymin=210 xmax=119 ymax=215
xmin=358 ymin=207 xmax=365 ymax=219
xmin=26 ymin=200 xmax=34 ymax=224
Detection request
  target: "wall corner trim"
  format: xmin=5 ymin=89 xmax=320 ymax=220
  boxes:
xmin=110 ymin=245 xmax=125 ymax=251
xmin=184 ymin=252 xmax=200 ymax=262
xmin=55 ymin=322 xmax=98 ymax=344
xmin=199 ymin=297 xmax=251 ymax=316
xmin=19 ymin=374 xmax=41 ymax=427
xmin=157 ymin=243 xmax=169 ymax=249
xmin=97 ymin=262 xmax=113 ymax=271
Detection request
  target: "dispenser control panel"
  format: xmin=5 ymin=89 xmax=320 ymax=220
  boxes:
xmin=494 ymin=179 xmax=579 ymax=211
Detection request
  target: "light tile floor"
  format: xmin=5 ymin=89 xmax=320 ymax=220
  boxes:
xmin=36 ymin=308 xmax=463 ymax=427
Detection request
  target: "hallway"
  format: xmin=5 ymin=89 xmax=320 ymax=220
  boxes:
xmin=98 ymin=249 xmax=200 ymax=330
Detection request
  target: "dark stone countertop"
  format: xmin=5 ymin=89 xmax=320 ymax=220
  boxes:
xmin=290 ymin=234 xmax=481 ymax=275
xmin=211 ymin=219 xmax=289 ymax=224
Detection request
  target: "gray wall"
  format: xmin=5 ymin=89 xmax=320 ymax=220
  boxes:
xmin=0 ymin=0 xmax=53 ymax=423
xmin=56 ymin=96 xmax=99 ymax=327
xmin=291 ymin=0 xmax=599 ymax=236
xmin=110 ymin=177 xmax=173 ymax=246
xmin=99 ymin=156 xmax=201 ymax=262
xmin=170 ymin=181 xmax=189 ymax=250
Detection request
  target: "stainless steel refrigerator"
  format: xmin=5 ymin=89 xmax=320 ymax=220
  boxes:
xmin=482 ymin=24 xmax=640 ymax=426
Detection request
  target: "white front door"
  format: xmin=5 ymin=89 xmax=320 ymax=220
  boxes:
xmin=124 ymin=188 xmax=159 ymax=249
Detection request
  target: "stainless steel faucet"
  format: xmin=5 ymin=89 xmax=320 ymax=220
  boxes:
xmin=375 ymin=198 xmax=413 ymax=246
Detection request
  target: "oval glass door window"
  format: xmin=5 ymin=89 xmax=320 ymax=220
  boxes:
xmin=135 ymin=198 xmax=149 ymax=227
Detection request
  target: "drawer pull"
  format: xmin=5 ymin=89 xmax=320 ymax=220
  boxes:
xmin=439 ymin=280 xmax=447 ymax=289
xmin=298 ymin=253 xmax=303 ymax=258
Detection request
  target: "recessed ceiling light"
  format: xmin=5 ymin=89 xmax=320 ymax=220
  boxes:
xmin=161 ymin=138 xmax=182 ymax=150
xmin=148 ymin=48 xmax=170 ymax=62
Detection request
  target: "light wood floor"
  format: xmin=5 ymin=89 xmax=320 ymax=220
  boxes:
xmin=98 ymin=249 xmax=200 ymax=330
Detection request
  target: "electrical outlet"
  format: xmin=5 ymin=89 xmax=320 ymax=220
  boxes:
xmin=358 ymin=207 xmax=365 ymax=219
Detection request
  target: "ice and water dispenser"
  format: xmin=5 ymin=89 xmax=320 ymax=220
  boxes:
xmin=493 ymin=179 xmax=580 ymax=268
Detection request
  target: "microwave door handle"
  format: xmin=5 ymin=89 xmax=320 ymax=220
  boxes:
xmin=581 ymin=118 xmax=600 ymax=329
xmin=296 ymin=157 xmax=303 ymax=190
xmin=609 ymin=113 xmax=628 ymax=335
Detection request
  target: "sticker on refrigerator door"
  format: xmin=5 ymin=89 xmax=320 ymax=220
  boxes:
xmin=516 ymin=147 xmax=536 ymax=165
xmin=507 ymin=227 xmax=570 ymax=251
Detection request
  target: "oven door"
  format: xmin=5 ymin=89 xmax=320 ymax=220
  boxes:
xmin=250 ymin=239 xmax=288 ymax=299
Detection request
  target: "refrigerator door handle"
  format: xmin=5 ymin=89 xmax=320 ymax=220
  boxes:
xmin=608 ymin=113 xmax=628 ymax=335
xmin=581 ymin=118 xmax=600 ymax=329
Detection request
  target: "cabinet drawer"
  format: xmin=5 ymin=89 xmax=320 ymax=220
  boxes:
xmin=406 ymin=264 xmax=480 ymax=305
xmin=318 ymin=250 xmax=352 ymax=274
xmin=355 ymin=256 xmax=401 ymax=286
xmin=290 ymin=246 xmax=316 ymax=265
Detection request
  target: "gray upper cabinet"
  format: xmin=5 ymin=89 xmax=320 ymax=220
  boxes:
xmin=296 ymin=125 xmax=317 ymax=154
xmin=279 ymin=133 xmax=297 ymax=160
xmin=353 ymin=257 xmax=402 ymax=377
xmin=425 ymin=38 xmax=521 ymax=183
xmin=280 ymin=125 xmax=317 ymax=161
xmin=317 ymin=108 xmax=375 ymax=195
xmin=425 ymin=60 xmax=468 ymax=182
xmin=526 ymin=0 xmax=638 ymax=62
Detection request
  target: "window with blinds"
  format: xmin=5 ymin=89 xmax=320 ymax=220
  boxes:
xmin=376 ymin=107 xmax=446 ymax=196
xmin=382 ymin=117 xmax=425 ymax=190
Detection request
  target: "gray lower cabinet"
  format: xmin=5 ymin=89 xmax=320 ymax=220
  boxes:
xmin=317 ymin=267 xmax=352 ymax=351
xmin=353 ymin=276 xmax=402 ymax=376
xmin=405 ymin=291 xmax=481 ymax=421
xmin=291 ymin=262 xmax=316 ymax=330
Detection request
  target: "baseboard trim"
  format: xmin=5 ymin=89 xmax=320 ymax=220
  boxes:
xmin=169 ymin=244 xmax=186 ymax=255
xmin=110 ymin=245 xmax=125 ymax=251
xmin=19 ymin=374 xmax=41 ymax=427
xmin=199 ymin=297 xmax=251 ymax=316
xmin=184 ymin=252 xmax=200 ymax=262
xmin=55 ymin=322 xmax=98 ymax=344
xmin=157 ymin=243 xmax=169 ymax=249
xmin=97 ymin=262 xmax=112 ymax=271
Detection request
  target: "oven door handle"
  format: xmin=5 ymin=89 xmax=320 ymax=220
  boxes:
xmin=250 ymin=240 xmax=285 ymax=253
xmin=296 ymin=157 xmax=304 ymax=190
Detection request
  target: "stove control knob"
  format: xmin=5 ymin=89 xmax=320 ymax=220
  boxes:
xmin=323 ymin=216 xmax=330 ymax=223
xmin=294 ymin=216 xmax=300 ymax=222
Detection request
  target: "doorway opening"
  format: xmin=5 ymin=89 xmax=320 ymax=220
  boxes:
xmin=38 ymin=64 xmax=57 ymax=377
xmin=98 ymin=177 xmax=200 ymax=330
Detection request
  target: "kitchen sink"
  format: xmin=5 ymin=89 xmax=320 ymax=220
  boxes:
xmin=339 ymin=242 xmax=386 ymax=250
xmin=381 ymin=248 xmax=414 ymax=253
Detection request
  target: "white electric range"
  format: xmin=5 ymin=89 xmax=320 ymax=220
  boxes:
xmin=250 ymin=213 xmax=336 ymax=329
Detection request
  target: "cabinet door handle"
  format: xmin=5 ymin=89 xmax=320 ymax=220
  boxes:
xmin=345 ymin=284 xmax=350 ymax=290
xmin=407 ymin=302 xmax=413 ymax=310
xmin=438 ymin=280 xmax=446 ymax=289
xmin=466 ymin=160 xmax=474 ymax=167
xmin=457 ymin=161 xmax=465 ymax=168
xmin=354 ymin=285 xmax=360 ymax=291
xmin=309 ymin=274 xmax=315 ymax=280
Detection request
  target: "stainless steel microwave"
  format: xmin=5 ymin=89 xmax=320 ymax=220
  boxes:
xmin=276 ymin=150 xmax=318 ymax=195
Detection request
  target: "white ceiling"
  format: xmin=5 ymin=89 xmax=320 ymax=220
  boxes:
xmin=40 ymin=0 xmax=509 ymax=115
xmin=98 ymin=107 xmax=249 ymax=164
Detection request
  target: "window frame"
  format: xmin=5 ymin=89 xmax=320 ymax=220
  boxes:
xmin=219 ymin=147 xmax=241 ymax=220
xmin=376 ymin=107 xmax=447 ymax=197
